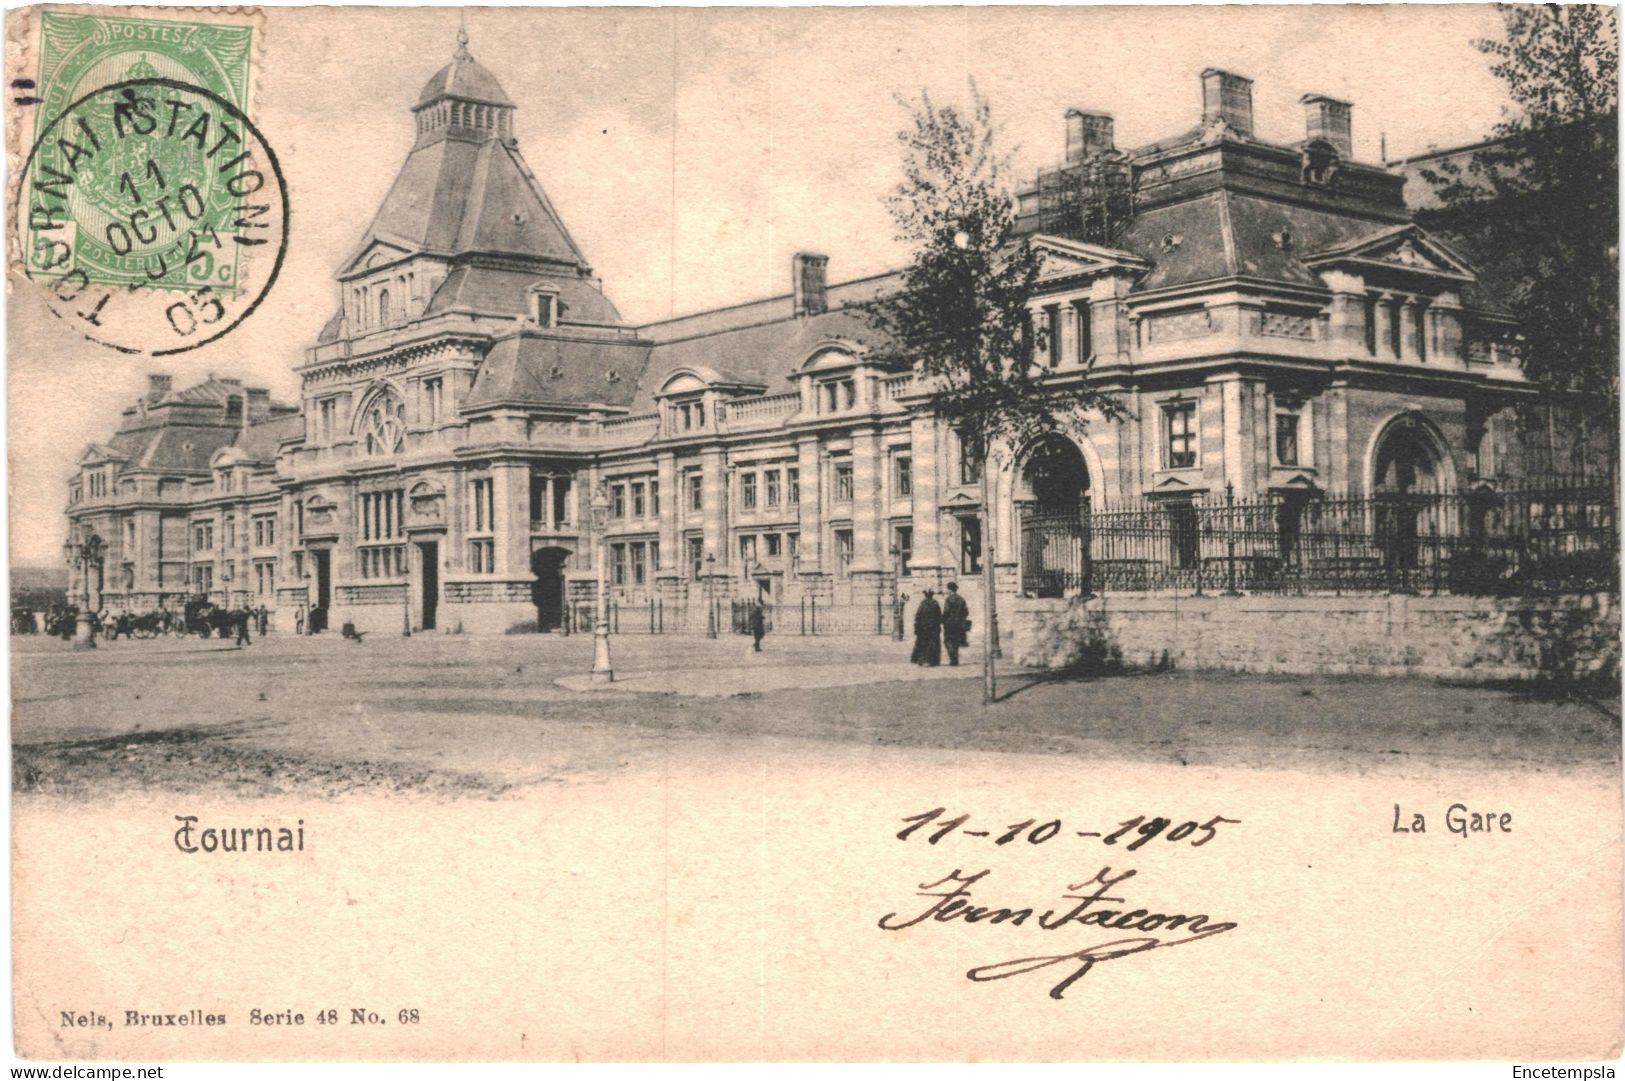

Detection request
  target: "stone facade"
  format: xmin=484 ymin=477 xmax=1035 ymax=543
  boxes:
xmin=65 ymin=48 xmax=1589 ymax=637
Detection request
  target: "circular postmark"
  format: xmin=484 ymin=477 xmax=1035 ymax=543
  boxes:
xmin=15 ymin=76 xmax=288 ymax=355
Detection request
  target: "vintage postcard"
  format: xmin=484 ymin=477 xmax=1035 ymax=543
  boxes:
xmin=6 ymin=3 xmax=1621 ymax=1063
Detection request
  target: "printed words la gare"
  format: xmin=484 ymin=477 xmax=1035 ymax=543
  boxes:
xmin=1392 ymin=802 xmax=1513 ymax=836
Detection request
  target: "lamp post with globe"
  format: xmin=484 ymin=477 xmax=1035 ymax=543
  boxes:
xmin=62 ymin=529 xmax=104 ymax=650
xmin=589 ymin=484 xmax=614 ymax=683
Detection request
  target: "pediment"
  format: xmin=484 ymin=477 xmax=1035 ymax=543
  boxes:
xmin=337 ymin=236 xmax=416 ymax=279
xmin=1153 ymin=474 xmax=1196 ymax=491
xmin=1305 ymin=226 xmax=1475 ymax=282
xmin=79 ymin=444 xmax=124 ymax=466
xmin=1272 ymin=472 xmax=1321 ymax=491
xmin=1030 ymin=235 xmax=1150 ymax=285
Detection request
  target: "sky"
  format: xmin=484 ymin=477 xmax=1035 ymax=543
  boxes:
xmin=8 ymin=3 xmax=1517 ymax=568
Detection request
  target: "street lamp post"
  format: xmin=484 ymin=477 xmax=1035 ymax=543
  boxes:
xmin=589 ymin=485 xmax=614 ymax=684
xmin=62 ymin=530 xmax=104 ymax=650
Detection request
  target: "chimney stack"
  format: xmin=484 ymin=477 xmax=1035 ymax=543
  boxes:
xmin=1200 ymin=68 xmax=1254 ymax=137
xmin=1064 ymin=108 xmax=1115 ymax=164
xmin=792 ymin=252 xmax=828 ymax=317
xmin=1301 ymin=94 xmax=1353 ymax=158
xmin=146 ymin=373 xmax=172 ymax=402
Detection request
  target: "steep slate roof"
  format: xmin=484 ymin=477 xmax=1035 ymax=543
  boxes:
xmin=1115 ymin=189 xmax=1412 ymax=294
xmin=426 ymin=265 xmax=624 ymax=325
xmin=632 ymin=306 xmax=881 ymax=412
xmin=235 ymin=413 xmax=305 ymax=462
xmin=465 ymin=334 xmax=652 ymax=411
xmin=351 ymin=138 xmax=587 ymax=268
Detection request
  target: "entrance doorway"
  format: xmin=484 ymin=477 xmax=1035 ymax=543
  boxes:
xmin=1017 ymin=434 xmax=1092 ymax=596
xmin=311 ymin=549 xmax=331 ymax=633
xmin=417 ymin=541 xmax=439 ymax=631
xmin=532 ymin=547 xmax=569 ymax=631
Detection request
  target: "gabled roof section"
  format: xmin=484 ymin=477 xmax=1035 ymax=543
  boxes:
xmin=1030 ymin=234 xmax=1150 ymax=291
xmin=1302 ymin=223 xmax=1476 ymax=282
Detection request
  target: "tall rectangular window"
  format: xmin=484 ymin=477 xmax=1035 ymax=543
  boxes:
xmin=687 ymin=536 xmax=704 ymax=580
xmin=649 ymin=480 xmax=659 ymax=517
xmin=630 ymin=542 xmax=646 ymax=585
xmin=739 ymin=533 xmax=757 ymax=572
xmin=612 ymin=484 xmax=626 ymax=519
xmin=1074 ymin=299 xmax=1093 ymax=362
xmin=1275 ymin=410 xmax=1301 ymax=467
xmin=741 ymin=472 xmax=757 ymax=510
xmin=834 ymin=528 xmax=853 ymax=577
xmin=1163 ymin=401 xmax=1198 ymax=469
xmin=423 ymin=378 xmax=443 ymax=425
xmin=958 ymin=515 xmax=982 ymax=574
xmin=360 ymin=489 xmax=407 ymax=578
xmin=958 ymin=432 xmax=983 ymax=486
xmin=552 ymin=476 xmax=572 ymax=526
xmin=611 ymin=543 xmax=626 ymax=587
xmin=787 ymin=468 xmax=800 ymax=506
xmin=631 ymin=481 xmax=646 ymax=518
xmin=894 ymin=455 xmax=912 ymax=498
xmin=1045 ymin=304 xmax=1062 ymax=367
xmin=468 ymin=478 xmax=494 ymax=533
xmin=834 ymin=462 xmax=853 ymax=502
xmin=764 ymin=470 xmax=780 ymax=508
xmin=894 ymin=524 xmax=913 ymax=574
xmin=688 ymin=472 xmax=703 ymax=512
xmin=786 ymin=532 xmax=800 ymax=570
xmin=468 ymin=539 xmax=494 ymax=573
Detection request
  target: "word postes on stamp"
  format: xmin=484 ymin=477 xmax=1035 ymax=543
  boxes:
xmin=16 ymin=12 xmax=285 ymax=355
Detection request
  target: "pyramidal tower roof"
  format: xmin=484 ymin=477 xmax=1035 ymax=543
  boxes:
xmin=339 ymin=30 xmax=589 ymax=276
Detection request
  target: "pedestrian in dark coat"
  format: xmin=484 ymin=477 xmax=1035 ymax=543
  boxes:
xmin=749 ymin=597 xmax=767 ymax=652
xmin=235 ymin=607 xmax=252 ymax=646
xmin=942 ymin=581 xmax=970 ymax=667
xmin=911 ymin=589 xmax=942 ymax=667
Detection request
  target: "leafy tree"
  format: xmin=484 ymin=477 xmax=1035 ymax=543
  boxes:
xmin=865 ymin=85 xmax=1126 ymax=704
xmin=1416 ymin=4 xmax=1619 ymax=475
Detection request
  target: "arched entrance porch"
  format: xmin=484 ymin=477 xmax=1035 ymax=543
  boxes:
xmin=1369 ymin=416 xmax=1453 ymax=573
xmin=1015 ymin=434 xmax=1092 ymax=597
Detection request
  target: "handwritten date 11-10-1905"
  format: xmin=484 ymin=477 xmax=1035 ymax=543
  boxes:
xmin=897 ymin=808 xmax=1240 ymax=850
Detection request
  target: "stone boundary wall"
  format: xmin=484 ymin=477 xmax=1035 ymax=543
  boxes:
xmin=1007 ymin=592 xmax=1620 ymax=682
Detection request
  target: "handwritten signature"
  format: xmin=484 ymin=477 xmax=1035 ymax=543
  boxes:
xmin=878 ymin=866 xmax=1236 ymax=999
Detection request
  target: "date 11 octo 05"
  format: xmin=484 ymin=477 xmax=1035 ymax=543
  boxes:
xmin=896 ymin=808 xmax=1239 ymax=850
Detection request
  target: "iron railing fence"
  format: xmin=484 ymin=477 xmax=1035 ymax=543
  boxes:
xmin=1018 ymin=481 xmax=1618 ymax=598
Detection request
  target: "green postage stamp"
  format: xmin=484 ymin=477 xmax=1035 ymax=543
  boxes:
xmin=27 ymin=10 xmax=255 ymax=292
xmin=16 ymin=9 xmax=286 ymax=355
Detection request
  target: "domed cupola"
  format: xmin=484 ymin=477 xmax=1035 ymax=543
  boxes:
xmin=412 ymin=29 xmax=516 ymax=147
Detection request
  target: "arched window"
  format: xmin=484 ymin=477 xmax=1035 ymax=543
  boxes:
xmin=378 ymin=288 xmax=392 ymax=326
xmin=360 ymin=389 xmax=406 ymax=456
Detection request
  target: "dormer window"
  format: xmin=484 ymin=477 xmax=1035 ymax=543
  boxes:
xmin=819 ymin=377 xmax=856 ymax=413
xmin=530 ymin=287 xmax=559 ymax=328
xmin=677 ymin=400 xmax=706 ymax=431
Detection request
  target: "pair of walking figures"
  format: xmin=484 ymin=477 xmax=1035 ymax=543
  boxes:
xmin=911 ymin=581 xmax=969 ymax=667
